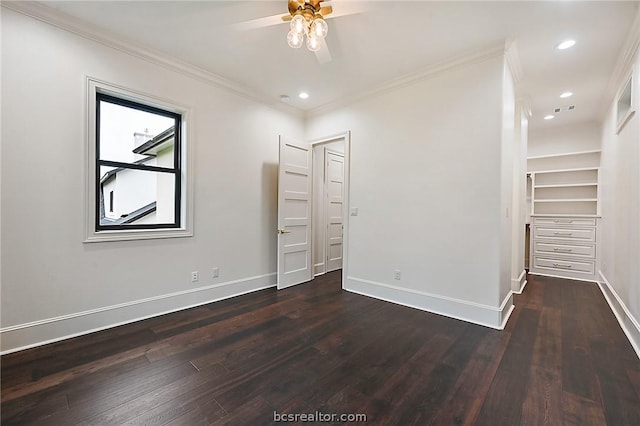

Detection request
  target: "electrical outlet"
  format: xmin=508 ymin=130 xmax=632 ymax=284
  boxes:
xmin=394 ymin=270 xmax=401 ymax=280
xmin=212 ymin=267 xmax=219 ymax=278
xmin=191 ymin=271 xmax=199 ymax=282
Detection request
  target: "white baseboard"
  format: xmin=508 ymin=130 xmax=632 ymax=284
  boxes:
xmin=511 ymin=269 xmax=528 ymax=294
xmin=344 ymin=276 xmax=513 ymax=330
xmin=314 ymin=262 xmax=326 ymax=277
xmin=597 ymin=270 xmax=640 ymax=360
xmin=0 ymin=273 xmax=276 ymax=355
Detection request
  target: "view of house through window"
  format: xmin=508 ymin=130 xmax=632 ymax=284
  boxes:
xmin=96 ymin=93 xmax=182 ymax=230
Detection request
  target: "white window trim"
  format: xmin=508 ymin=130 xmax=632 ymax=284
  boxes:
xmin=616 ymin=72 xmax=636 ymax=135
xmin=84 ymin=77 xmax=194 ymax=243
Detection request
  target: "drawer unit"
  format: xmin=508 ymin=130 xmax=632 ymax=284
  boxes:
xmin=529 ymin=216 xmax=599 ymax=282
xmin=532 ymin=217 xmax=596 ymax=226
xmin=534 ymin=241 xmax=596 ymax=259
xmin=533 ymin=256 xmax=595 ymax=276
xmin=534 ymin=226 xmax=595 ymax=242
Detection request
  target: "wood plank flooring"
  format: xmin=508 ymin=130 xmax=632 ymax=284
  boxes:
xmin=2 ymin=272 xmax=640 ymax=425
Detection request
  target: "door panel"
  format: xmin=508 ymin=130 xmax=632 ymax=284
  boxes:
xmin=325 ymin=149 xmax=344 ymax=272
xmin=277 ymin=136 xmax=313 ymax=289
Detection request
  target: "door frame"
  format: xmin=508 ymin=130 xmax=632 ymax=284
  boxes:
xmin=309 ymin=131 xmax=351 ymax=290
xmin=324 ymin=148 xmax=344 ymax=273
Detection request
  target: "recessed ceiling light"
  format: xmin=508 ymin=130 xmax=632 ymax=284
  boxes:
xmin=544 ymin=115 xmax=555 ymax=120
xmin=560 ymin=92 xmax=573 ymax=98
xmin=298 ymin=92 xmax=309 ymax=99
xmin=556 ymin=40 xmax=576 ymax=50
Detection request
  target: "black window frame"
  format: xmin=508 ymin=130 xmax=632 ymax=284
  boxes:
xmin=95 ymin=92 xmax=182 ymax=232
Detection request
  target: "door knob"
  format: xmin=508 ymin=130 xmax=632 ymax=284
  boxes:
xmin=277 ymin=229 xmax=291 ymax=234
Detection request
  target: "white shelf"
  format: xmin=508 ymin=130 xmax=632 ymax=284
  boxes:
xmin=531 ymin=214 xmax=601 ymax=218
xmin=533 ymin=166 xmax=599 ymax=174
xmin=534 ymin=198 xmax=597 ymax=203
xmin=533 ymin=169 xmax=599 ymax=187
xmin=528 ymin=152 xmax=601 ymax=174
xmin=534 ymin=183 xmax=598 ymax=188
xmin=527 ymin=149 xmax=601 ymax=160
xmin=533 ymin=201 xmax=597 ymax=215
xmin=529 ymin=152 xmax=600 ymax=219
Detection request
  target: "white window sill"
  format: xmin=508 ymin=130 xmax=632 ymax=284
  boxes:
xmin=84 ymin=227 xmax=192 ymax=243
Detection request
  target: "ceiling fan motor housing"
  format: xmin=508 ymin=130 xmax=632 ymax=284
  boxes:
xmin=289 ymin=0 xmax=328 ymax=17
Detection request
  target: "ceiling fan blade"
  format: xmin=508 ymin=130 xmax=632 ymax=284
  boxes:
xmin=233 ymin=14 xmax=289 ymax=31
xmin=322 ymin=1 xmax=367 ymax=19
xmin=319 ymin=6 xmax=333 ymax=17
xmin=314 ymin=38 xmax=333 ymax=64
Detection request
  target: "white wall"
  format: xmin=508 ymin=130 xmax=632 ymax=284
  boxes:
xmin=306 ymin=51 xmax=514 ymax=328
xmin=512 ymin=106 xmax=528 ymax=292
xmin=528 ymin=122 xmax=601 ymax=157
xmin=0 ymin=9 xmax=304 ymax=352
xmin=0 ymin=9 xmax=523 ymax=350
xmin=599 ymin=51 xmax=640 ymax=357
xmin=500 ymin=59 xmax=516 ymax=305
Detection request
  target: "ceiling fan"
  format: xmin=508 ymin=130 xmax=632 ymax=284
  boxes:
xmin=234 ymin=0 xmax=366 ymax=64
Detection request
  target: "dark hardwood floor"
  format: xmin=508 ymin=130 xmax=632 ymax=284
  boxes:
xmin=2 ymin=271 xmax=640 ymax=425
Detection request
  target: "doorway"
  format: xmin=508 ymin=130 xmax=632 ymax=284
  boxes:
xmin=276 ymin=132 xmax=350 ymax=289
xmin=312 ymin=140 xmax=345 ymax=277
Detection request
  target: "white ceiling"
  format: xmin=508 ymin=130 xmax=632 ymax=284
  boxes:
xmin=35 ymin=1 xmax=640 ymax=130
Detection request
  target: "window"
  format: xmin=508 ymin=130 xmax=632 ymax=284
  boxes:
xmin=616 ymin=74 xmax=635 ymax=134
xmin=86 ymin=79 xmax=192 ymax=242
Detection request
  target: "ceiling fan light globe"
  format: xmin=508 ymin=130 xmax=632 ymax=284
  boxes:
xmin=306 ymin=35 xmax=321 ymax=51
xmin=290 ymin=14 xmax=306 ymax=33
xmin=311 ymin=18 xmax=328 ymax=38
xmin=287 ymin=29 xmax=304 ymax=48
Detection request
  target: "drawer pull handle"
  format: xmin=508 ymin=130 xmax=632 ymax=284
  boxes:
xmin=553 ymin=232 xmax=573 ymax=236
xmin=552 ymin=263 xmax=573 ymax=269
xmin=553 ymin=248 xmax=573 ymax=252
xmin=554 ymin=220 xmax=573 ymax=223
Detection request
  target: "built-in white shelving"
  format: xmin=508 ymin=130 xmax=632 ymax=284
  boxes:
xmin=527 ymin=150 xmax=601 ymax=281
xmin=534 ymin=199 xmax=597 ymax=202
xmin=530 ymin=168 xmax=599 ymax=216
xmin=535 ymin=183 xmax=597 ymax=188
xmin=531 ymin=214 xmax=599 ymax=218
xmin=527 ymin=150 xmax=601 ymax=173
xmin=528 ymin=153 xmax=601 ymax=217
xmin=526 ymin=149 xmax=601 ymax=160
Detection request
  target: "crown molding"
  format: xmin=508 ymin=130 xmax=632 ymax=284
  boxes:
xmin=599 ymin=5 xmax=640 ymax=120
xmin=307 ymin=42 xmax=507 ymax=117
xmin=517 ymin=95 xmax=533 ymax=118
xmin=1 ymin=1 xmax=304 ymax=118
xmin=505 ymin=39 xmax=524 ymax=85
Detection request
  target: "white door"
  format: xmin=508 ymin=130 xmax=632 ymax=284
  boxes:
xmin=325 ymin=149 xmax=344 ymax=272
xmin=277 ymin=136 xmax=313 ymax=289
